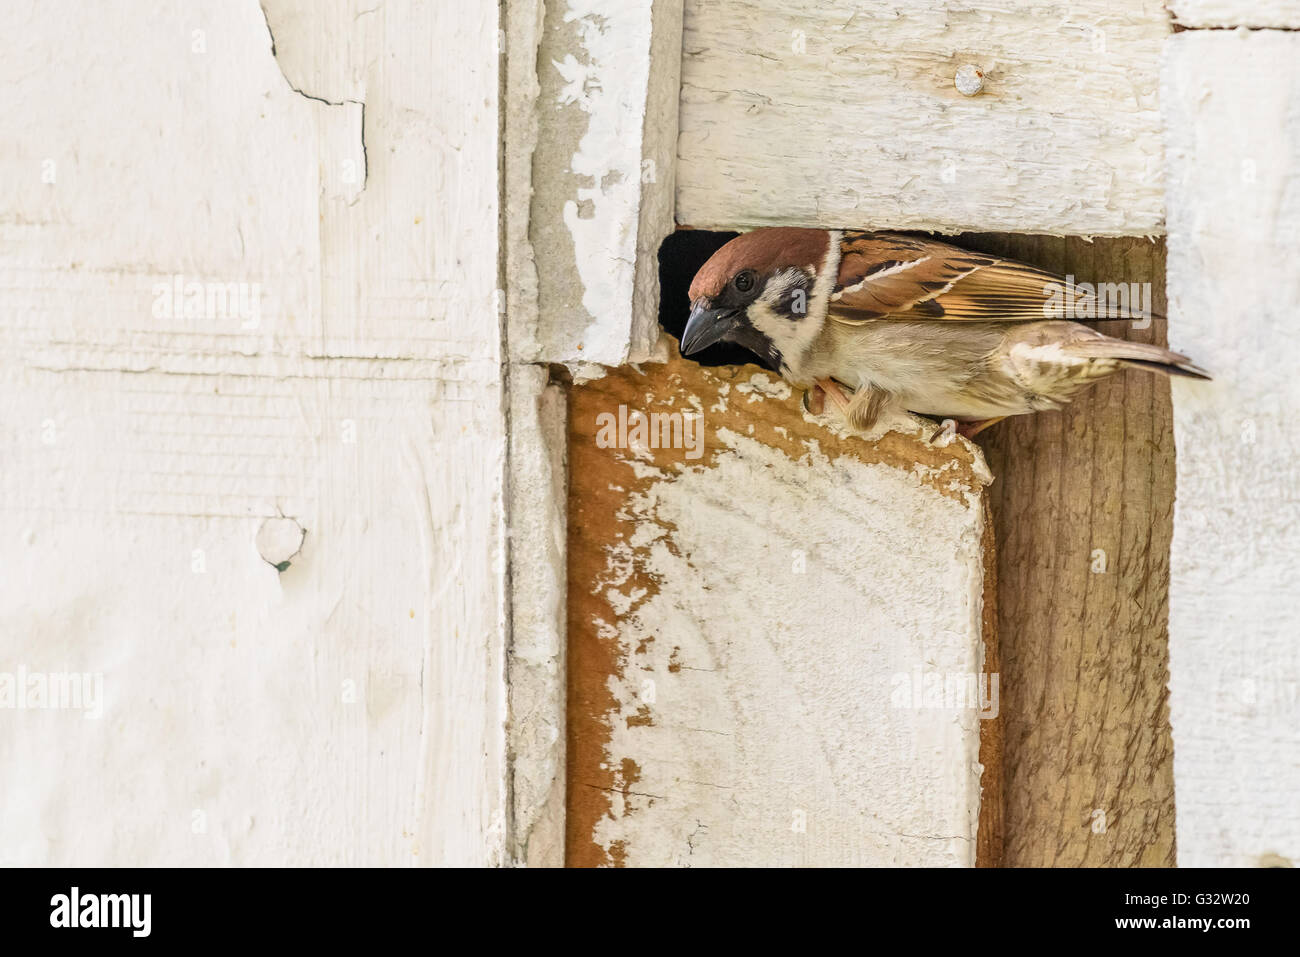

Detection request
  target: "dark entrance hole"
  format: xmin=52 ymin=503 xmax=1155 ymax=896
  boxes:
xmin=657 ymin=228 xmax=768 ymax=369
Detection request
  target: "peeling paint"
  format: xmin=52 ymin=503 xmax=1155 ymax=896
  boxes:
xmin=556 ymin=5 xmax=648 ymax=363
xmin=523 ymin=1 xmax=680 ymax=369
xmin=260 ymin=2 xmax=368 ymax=194
xmin=568 ymin=354 xmax=990 ymax=866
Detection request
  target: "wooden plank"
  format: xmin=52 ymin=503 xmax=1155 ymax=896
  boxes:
xmin=0 ymin=0 xmax=508 ymax=865
xmin=506 ymin=365 xmax=569 ymax=867
xmin=507 ymin=0 xmax=682 ymax=367
xmin=677 ymin=0 xmax=1168 ymax=235
xmin=960 ymin=234 xmax=1177 ymax=867
xmin=566 ymin=350 xmax=995 ymax=866
xmin=1163 ymin=30 xmax=1300 ymax=868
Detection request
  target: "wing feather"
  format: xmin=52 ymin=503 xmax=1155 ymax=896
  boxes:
xmin=828 ymin=231 xmax=1118 ymax=326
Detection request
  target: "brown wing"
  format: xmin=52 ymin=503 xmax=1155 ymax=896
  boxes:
xmin=829 ymin=231 xmax=1090 ymax=324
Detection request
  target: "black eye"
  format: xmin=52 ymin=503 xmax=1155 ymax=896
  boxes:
xmin=733 ymin=270 xmax=756 ymax=293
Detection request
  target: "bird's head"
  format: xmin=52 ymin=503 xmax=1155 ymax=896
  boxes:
xmin=682 ymin=227 xmax=837 ymax=372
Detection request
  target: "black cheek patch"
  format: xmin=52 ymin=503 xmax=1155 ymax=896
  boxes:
xmin=775 ymin=273 xmax=814 ymax=321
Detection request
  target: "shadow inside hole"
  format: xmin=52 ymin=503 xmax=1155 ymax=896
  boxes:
xmin=658 ymin=228 xmax=777 ymax=370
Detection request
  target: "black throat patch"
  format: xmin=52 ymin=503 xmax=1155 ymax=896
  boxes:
xmin=727 ymin=314 xmax=784 ymax=370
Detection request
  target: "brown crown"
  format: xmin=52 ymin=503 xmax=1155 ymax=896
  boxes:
xmin=688 ymin=228 xmax=830 ymax=301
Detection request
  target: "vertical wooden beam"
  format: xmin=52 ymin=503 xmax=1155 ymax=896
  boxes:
xmin=962 ymin=235 xmax=1177 ymax=867
xmin=506 ymin=367 xmax=569 ymax=867
xmin=1163 ymin=29 xmax=1300 ymax=867
xmin=509 ymin=0 xmax=682 ymax=368
xmin=503 ymin=0 xmax=685 ymax=861
xmin=0 ymin=0 xmax=509 ymax=865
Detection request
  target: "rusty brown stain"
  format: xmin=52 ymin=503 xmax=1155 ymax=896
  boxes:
xmin=566 ymin=365 xmax=667 ymax=867
xmin=976 ymin=496 xmax=1004 ymax=867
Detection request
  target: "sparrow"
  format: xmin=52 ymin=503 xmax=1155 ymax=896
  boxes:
xmin=680 ymin=228 xmax=1209 ymax=438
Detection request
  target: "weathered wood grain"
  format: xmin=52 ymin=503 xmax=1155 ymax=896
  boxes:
xmin=567 ymin=349 xmax=996 ymax=866
xmin=963 ymin=234 xmax=1177 ymax=867
xmin=677 ymin=0 xmax=1168 ymax=235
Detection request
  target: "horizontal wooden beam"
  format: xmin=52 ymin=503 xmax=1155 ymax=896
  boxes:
xmin=676 ymin=0 xmax=1168 ymax=236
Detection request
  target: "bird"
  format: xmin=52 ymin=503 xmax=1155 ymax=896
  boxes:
xmin=679 ymin=227 xmax=1209 ymax=438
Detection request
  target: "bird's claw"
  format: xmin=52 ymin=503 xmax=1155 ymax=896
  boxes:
xmin=930 ymin=419 xmax=958 ymax=445
xmin=802 ymin=386 xmax=826 ymax=416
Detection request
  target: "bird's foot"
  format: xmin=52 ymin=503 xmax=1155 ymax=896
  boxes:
xmin=814 ymin=378 xmax=853 ymax=415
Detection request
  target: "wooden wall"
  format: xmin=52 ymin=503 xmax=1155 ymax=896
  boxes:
xmin=0 ymin=0 xmax=511 ymax=866
xmin=1163 ymin=28 xmax=1300 ymax=867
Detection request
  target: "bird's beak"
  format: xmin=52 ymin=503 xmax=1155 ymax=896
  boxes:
xmin=681 ymin=300 xmax=739 ymax=356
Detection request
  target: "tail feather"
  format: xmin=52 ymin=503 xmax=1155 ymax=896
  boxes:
xmin=1072 ymin=338 xmax=1212 ymax=380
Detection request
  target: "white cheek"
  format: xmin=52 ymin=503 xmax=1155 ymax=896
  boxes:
xmin=747 ymin=299 xmax=781 ymax=333
xmin=749 ymin=297 xmax=818 ymax=358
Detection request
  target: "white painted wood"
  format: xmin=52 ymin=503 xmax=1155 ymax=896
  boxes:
xmin=504 ymin=0 xmax=546 ymax=366
xmin=1164 ymin=30 xmax=1300 ymax=868
xmin=0 ymin=0 xmax=508 ymax=865
xmin=1170 ymin=1 xmax=1300 ymax=28
xmin=677 ymin=0 xmax=1168 ymax=235
xmin=509 ymin=0 xmax=682 ymax=368
xmin=505 ymin=366 xmax=568 ymax=867
xmin=578 ymin=362 xmax=993 ymax=866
